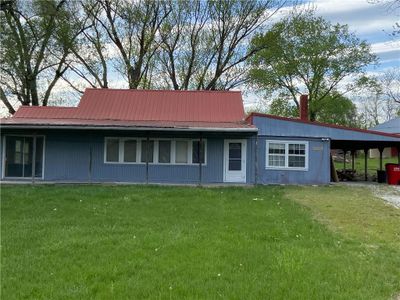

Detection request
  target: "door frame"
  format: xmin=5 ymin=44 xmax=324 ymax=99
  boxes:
xmin=223 ymin=139 xmax=247 ymax=183
xmin=2 ymin=134 xmax=46 ymax=180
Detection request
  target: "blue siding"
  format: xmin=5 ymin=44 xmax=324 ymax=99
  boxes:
xmin=257 ymin=137 xmax=330 ymax=185
xmin=0 ymin=130 xmax=255 ymax=184
xmin=254 ymin=116 xmax=400 ymax=142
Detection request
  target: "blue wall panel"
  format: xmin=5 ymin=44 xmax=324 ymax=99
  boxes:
xmin=254 ymin=116 xmax=400 ymax=142
xmin=256 ymin=137 xmax=331 ymax=185
xmin=0 ymin=130 xmax=254 ymax=184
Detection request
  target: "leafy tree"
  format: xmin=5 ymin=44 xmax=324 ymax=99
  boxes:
xmin=0 ymin=0 xmax=86 ymax=114
xmin=312 ymin=92 xmax=358 ymax=126
xmin=248 ymin=10 xmax=376 ymax=121
xmin=268 ymin=95 xmax=298 ymax=118
xmin=263 ymin=92 xmax=358 ymax=126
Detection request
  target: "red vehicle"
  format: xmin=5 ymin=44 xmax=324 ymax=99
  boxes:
xmin=385 ymin=163 xmax=400 ymax=185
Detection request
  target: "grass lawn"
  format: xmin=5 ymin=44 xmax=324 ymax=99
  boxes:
xmin=1 ymin=185 xmax=400 ymax=299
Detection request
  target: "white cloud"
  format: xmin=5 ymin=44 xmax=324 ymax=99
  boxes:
xmin=370 ymin=40 xmax=400 ymax=54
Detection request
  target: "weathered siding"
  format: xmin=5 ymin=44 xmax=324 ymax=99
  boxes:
xmin=253 ymin=116 xmax=399 ymax=142
xmin=1 ymin=129 xmax=256 ymax=184
xmin=256 ymin=136 xmax=331 ymax=185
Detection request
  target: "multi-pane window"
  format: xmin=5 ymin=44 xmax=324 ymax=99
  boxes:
xmin=288 ymin=144 xmax=306 ymax=168
xmin=124 ymin=140 xmax=137 ymax=162
xmin=158 ymin=140 xmax=171 ymax=163
xmin=175 ymin=141 xmax=188 ymax=163
xmin=266 ymin=141 xmax=308 ymax=170
xmin=268 ymin=143 xmax=286 ymax=167
xmin=106 ymin=139 xmax=119 ymax=162
xmin=104 ymin=138 xmax=206 ymax=165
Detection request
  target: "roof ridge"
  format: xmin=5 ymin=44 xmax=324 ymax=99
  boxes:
xmin=84 ymin=88 xmax=241 ymax=94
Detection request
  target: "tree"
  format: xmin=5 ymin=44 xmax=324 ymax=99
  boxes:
xmin=156 ymin=0 xmax=286 ymax=90
xmin=267 ymin=94 xmax=298 ymax=118
xmin=380 ymin=67 xmax=400 ymax=104
xmin=65 ymin=0 xmax=110 ymax=92
xmin=85 ymin=0 xmax=172 ymax=90
xmin=368 ymin=0 xmax=400 ymax=37
xmin=258 ymin=91 xmax=358 ymax=126
xmin=0 ymin=0 xmax=86 ymax=114
xmin=248 ymin=10 xmax=377 ymax=120
xmin=311 ymin=92 xmax=358 ymax=126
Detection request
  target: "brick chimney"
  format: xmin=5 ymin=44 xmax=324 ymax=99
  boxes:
xmin=299 ymin=95 xmax=309 ymax=121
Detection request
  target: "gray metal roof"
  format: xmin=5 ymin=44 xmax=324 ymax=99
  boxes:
xmin=370 ymin=117 xmax=400 ymax=134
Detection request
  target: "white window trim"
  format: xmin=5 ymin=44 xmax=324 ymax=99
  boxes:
xmin=2 ymin=134 xmax=46 ymax=180
xmin=265 ymin=140 xmax=308 ymax=171
xmin=104 ymin=137 xmax=207 ymax=166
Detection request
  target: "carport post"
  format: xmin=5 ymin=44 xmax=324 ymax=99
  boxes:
xmin=343 ymin=149 xmax=346 ymax=170
xmin=351 ymin=150 xmax=355 ymax=171
xmin=398 ymin=146 xmax=400 ymax=164
xmin=378 ymin=148 xmax=384 ymax=171
xmin=364 ymin=149 xmax=368 ymax=181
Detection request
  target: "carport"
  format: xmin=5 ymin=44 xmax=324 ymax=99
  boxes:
xmin=331 ymin=139 xmax=400 ymax=181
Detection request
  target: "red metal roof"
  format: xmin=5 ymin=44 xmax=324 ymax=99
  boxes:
xmin=3 ymin=89 xmax=256 ymax=131
xmin=247 ymin=112 xmax=400 ymax=139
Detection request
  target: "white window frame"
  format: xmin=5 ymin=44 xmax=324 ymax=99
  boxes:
xmin=2 ymin=134 xmax=46 ymax=180
xmin=104 ymin=137 xmax=207 ymax=165
xmin=265 ymin=140 xmax=308 ymax=171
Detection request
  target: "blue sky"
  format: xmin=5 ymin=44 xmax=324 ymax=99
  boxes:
xmin=300 ymin=0 xmax=399 ymax=70
xmin=242 ymin=0 xmax=400 ymax=109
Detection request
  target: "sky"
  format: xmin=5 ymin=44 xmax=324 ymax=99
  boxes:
xmin=304 ymin=0 xmax=399 ymax=70
xmin=1 ymin=0 xmax=399 ymax=116
xmin=243 ymin=0 xmax=400 ymax=109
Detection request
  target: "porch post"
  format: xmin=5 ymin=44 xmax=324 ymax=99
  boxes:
xmin=378 ymin=148 xmax=384 ymax=171
xmin=343 ymin=149 xmax=346 ymax=170
xmin=351 ymin=150 xmax=355 ymax=171
xmin=88 ymin=146 xmax=93 ymax=183
xmin=146 ymin=134 xmax=149 ymax=184
xmin=398 ymin=146 xmax=400 ymax=164
xmin=31 ymin=134 xmax=37 ymax=184
xmin=364 ymin=148 xmax=368 ymax=181
xmin=255 ymin=135 xmax=258 ymax=185
xmin=198 ymin=134 xmax=203 ymax=186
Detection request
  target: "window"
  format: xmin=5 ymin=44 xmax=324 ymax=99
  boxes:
xmin=106 ymin=139 xmax=119 ymax=162
xmin=124 ymin=140 xmax=137 ymax=162
xmin=158 ymin=140 xmax=171 ymax=163
xmin=192 ymin=140 xmax=205 ymax=164
xmin=141 ymin=140 xmax=154 ymax=163
xmin=268 ymin=143 xmax=285 ymax=167
xmin=288 ymin=143 xmax=306 ymax=168
xmin=104 ymin=138 xmax=207 ymax=165
xmin=266 ymin=141 xmax=308 ymax=170
xmin=4 ymin=135 xmax=45 ymax=178
xmin=175 ymin=141 xmax=188 ymax=163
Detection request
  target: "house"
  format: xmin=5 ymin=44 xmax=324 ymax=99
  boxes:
xmin=369 ymin=118 xmax=400 ymax=159
xmin=1 ymin=90 xmax=399 ymax=185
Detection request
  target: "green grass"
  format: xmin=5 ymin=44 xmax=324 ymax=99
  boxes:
xmin=334 ymin=154 xmax=398 ymax=176
xmin=1 ymin=185 xmax=400 ymax=299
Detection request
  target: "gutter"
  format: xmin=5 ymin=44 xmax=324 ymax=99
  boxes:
xmin=0 ymin=124 xmax=258 ymax=133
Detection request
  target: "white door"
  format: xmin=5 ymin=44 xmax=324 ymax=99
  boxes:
xmin=224 ymin=139 xmax=246 ymax=183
